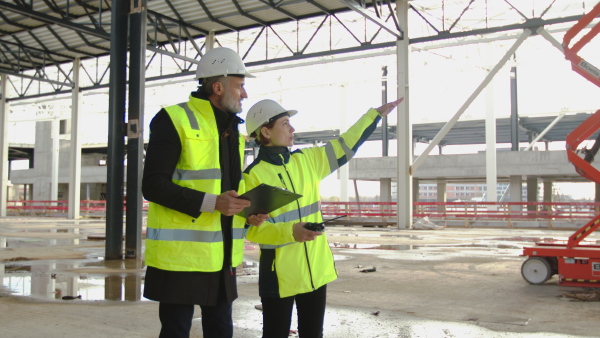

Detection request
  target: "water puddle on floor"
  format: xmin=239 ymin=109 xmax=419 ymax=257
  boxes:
xmin=0 ymin=259 xmax=261 ymax=301
xmin=330 ymin=243 xmax=416 ymax=250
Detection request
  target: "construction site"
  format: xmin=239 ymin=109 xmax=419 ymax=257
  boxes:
xmin=2 ymin=0 xmax=600 ymax=337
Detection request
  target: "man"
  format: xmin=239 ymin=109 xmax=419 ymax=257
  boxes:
xmin=142 ymin=47 xmax=253 ymax=338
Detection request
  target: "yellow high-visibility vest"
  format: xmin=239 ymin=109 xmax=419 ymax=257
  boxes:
xmin=145 ymin=96 xmax=246 ymax=272
xmin=245 ymin=108 xmax=382 ymax=297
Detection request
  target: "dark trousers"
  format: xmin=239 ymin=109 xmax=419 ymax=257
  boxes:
xmin=261 ymin=285 xmax=327 ymax=338
xmin=158 ymin=301 xmax=233 ymax=338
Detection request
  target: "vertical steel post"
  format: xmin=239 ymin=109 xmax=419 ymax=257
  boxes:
xmin=126 ymin=0 xmax=147 ymax=258
xmin=510 ymin=65 xmax=519 ymax=151
xmin=381 ymin=66 xmax=388 ymax=157
xmin=106 ymin=0 xmax=129 ymax=260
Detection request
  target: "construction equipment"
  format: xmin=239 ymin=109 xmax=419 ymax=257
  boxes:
xmin=521 ymin=2 xmax=600 ymax=287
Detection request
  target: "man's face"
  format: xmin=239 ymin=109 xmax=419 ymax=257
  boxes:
xmin=218 ymin=76 xmax=248 ymax=114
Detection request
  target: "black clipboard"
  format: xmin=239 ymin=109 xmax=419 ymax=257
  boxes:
xmin=237 ymin=183 xmax=302 ymax=218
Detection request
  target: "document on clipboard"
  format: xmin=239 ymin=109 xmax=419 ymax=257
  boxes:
xmin=236 ymin=183 xmax=302 ymax=218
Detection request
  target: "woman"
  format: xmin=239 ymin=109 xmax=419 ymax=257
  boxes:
xmin=244 ymin=97 xmax=403 ymax=338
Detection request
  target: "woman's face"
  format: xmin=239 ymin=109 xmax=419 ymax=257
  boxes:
xmin=262 ymin=116 xmax=295 ymax=147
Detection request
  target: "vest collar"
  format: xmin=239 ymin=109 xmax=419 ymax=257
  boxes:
xmin=258 ymin=145 xmax=290 ymax=165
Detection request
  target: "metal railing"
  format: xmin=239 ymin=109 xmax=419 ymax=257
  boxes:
xmin=5 ymin=200 xmax=599 ymax=225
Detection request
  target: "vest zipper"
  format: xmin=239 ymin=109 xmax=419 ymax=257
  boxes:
xmin=279 ymin=154 xmax=317 ymax=291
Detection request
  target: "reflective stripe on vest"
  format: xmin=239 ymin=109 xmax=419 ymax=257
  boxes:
xmin=173 ymin=168 xmax=221 ymax=181
xmin=268 ymin=201 xmax=320 ymax=224
xmin=147 ymin=227 xmax=246 ymax=242
xmin=258 ymin=202 xmax=320 ymax=249
xmin=325 ymin=137 xmax=354 ymax=173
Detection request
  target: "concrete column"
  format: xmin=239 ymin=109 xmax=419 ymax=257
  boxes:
xmin=0 ymin=74 xmax=8 ymax=217
xmin=50 ymin=118 xmax=59 ymax=201
xmin=526 ymin=176 xmax=538 ymax=212
xmin=509 ymin=175 xmax=522 ymax=212
xmin=396 ymin=0 xmax=412 ymax=228
xmin=485 ymin=43 xmax=498 ymax=211
xmin=339 ymin=85 xmax=349 ymax=201
xmin=543 ymin=180 xmax=553 ymax=211
xmin=437 ymin=180 xmax=447 ymax=213
xmin=68 ymin=58 xmax=82 ymax=219
xmin=412 ymin=179 xmax=419 ymax=203
xmin=380 ymin=178 xmax=392 ymax=202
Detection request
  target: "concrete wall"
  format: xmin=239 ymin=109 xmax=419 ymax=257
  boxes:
xmin=349 ymin=150 xmax=588 ymax=181
xmin=8 ymin=121 xmax=109 ymax=200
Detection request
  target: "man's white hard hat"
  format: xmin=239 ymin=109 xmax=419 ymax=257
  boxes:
xmin=196 ymin=47 xmax=255 ymax=80
xmin=246 ymin=99 xmax=298 ymax=136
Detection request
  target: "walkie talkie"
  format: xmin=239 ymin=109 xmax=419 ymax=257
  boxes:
xmin=303 ymin=215 xmax=348 ymax=232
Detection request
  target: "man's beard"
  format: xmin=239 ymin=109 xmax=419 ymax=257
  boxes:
xmin=220 ymin=90 xmax=241 ymax=114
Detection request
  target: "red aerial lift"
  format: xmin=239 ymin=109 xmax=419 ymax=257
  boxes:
xmin=521 ymin=2 xmax=600 ymax=287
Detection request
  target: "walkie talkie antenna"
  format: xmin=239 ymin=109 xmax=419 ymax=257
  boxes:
xmin=323 ymin=215 xmax=348 ymax=223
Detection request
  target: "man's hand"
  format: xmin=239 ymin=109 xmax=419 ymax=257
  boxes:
xmin=292 ymin=222 xmax=322 ymax=242
xmin=215 ymin=190 xmax=250 ymax=216
xmin=246 ymin=214 xmax=269 ymax=226
xmin=375 ymin=97 xmax=404 ymax=117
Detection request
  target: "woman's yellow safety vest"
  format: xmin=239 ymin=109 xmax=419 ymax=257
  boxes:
xmin=245 ymin=108 xmax=382 ymax=298
xmin=145 ymin=96 xmax=246 ymax=272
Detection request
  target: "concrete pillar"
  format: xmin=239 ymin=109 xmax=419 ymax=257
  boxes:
xmin=526 ymin=176 xmax=538 ymax=212
xmin=380 ymin=178 xmax=392 ymax=202
xmin=0 ymin=74 xmax=8 ymax=217
xmin=437 ymin=180 xmax=447 ymax=213
xmin=412 ymin=178 xmax=419 ymax=203
xmin=339 ymin=85 xmax=349 ymax=202
xmin=485 ymin=43 xmax=498 ymax=211
xmin=68 ymin=58 xmax=82 ymax=219
xmin=396 ymin=0 xmax=412 ymax=228
xmin=509 ymin=175 xmax=522 ymax=212
xmin=50 ymin=119 xmax=59 ymax=201
xmin=543 ymin=180 xmax=553 ymax=212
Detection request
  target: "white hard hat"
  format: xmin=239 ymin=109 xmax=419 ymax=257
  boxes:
xmin=196 ymin=47 xmax=255 ymax=80
xmin=246 ymin=99 xmax=298 ymax=136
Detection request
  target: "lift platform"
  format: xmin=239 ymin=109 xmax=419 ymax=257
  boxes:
xmin=521 ymin=1 xmax=600 ymax=287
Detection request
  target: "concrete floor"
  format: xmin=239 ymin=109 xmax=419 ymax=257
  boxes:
xmin=0 ymin=217 xmax=599 ymax=337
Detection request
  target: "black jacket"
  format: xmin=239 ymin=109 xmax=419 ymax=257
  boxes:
xmin=142 ymin=91 xmax=243 ymax=305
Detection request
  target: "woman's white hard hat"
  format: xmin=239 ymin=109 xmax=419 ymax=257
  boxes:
xmin=196 ymin=47 xmax=255 ymax=80
xmin=246 ymin=99 xmax=298 ymax=136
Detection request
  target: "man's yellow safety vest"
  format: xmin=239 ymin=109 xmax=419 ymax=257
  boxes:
xmin=145 ymin=96 xmax=246 ymax=272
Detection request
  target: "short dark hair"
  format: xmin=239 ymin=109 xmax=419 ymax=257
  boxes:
xmin=252 ymin=119 xmax=277 ymax=146
xmin=198 ymin=76 xmax=227 ymax=96
xmin=198 ymin=75 xmax=244 ymax=95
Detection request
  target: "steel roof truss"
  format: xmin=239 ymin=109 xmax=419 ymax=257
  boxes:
xmin=231 ymin=0 xmax=268 ymax=26
xmin=299 ymin=15 xmax=328 ymax=54
xmin=258 ymin=0 xmax=298 ymax=20
xmin=46 ymin=26 xmax=96 ymax=57
xmin=305 ymin=0 xmax=331 ymax=15
xmin=409 ymin=4 xmax=440 ymax=34
xmin=331 ymin=13 xmax=363 ymax=45
xmin=338 ymin=0 xmax=401 ymax=38
xmin=447 ymin=0 xmax=475 ymax=32
xmin=0 ymin=0 xmax=110 ymax=40
xmin=196 ymin=0 xmax=238 ymax=31
xmin=162 ymin=0 xmax=204 ymax=54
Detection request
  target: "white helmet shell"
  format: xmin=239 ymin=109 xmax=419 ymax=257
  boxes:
xmin=196 ymin=47 xmax=254 ymax=80
xmin=246 ymin=99 xmax=298 ymax=136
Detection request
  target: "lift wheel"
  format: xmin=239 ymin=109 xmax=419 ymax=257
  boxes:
xmin=521 ymin=257 xmax=552 ymax=285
